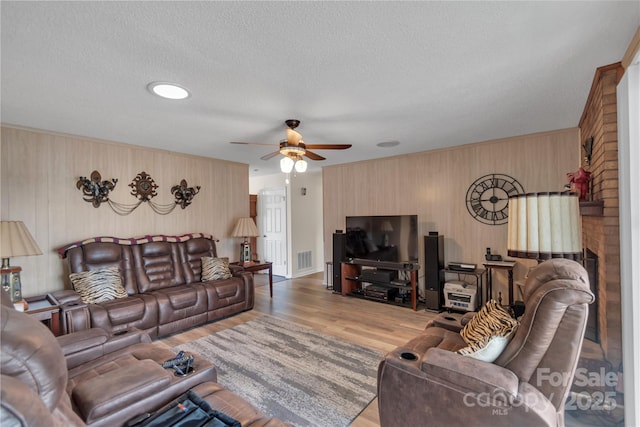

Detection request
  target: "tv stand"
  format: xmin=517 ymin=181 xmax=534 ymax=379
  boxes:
xmin=341 ymin=260 xmax=419 ymax=310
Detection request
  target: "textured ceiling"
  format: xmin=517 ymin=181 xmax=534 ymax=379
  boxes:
xmin=1 ymin=2 xmax=638 ymax=176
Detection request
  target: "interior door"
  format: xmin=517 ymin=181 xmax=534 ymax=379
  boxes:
xmin=259 ymin=188 xmax=287 ymax=277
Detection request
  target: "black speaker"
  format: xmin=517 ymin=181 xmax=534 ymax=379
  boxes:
xmin=332 ymin=232 xmax=346 ymax=293
xmin=424 ymin=233 xmax=444 ymax=311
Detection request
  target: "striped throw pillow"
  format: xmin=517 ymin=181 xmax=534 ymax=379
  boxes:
xmin=69 ymin=266 xmax=128 ymax=304
xmin=201 ymin=257 xmax=232 ymax=281
xmin=457 ymin=299 xmax=519 ymax=362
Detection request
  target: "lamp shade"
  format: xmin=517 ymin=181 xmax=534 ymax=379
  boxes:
xmin=231 ymin=217 xmax=260 ymax=238
xmin=380 ymin=221 xmax=394 ymax=232
xmin=0 ymin=221 xmax=42 ymax=258
xmin=507 ymin=192 xmax=582 ymax=261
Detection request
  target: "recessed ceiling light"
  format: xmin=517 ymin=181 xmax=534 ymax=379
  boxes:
xmin=147 ymin=82 xmax=190 ymax=100
xmin=377 ymin=140 xmax=400 ymax=148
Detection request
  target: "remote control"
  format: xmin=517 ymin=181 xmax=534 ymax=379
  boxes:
xmin=162 ymin=354 xmax=194 ymax=369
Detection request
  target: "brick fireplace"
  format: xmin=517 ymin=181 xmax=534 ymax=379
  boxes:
xmin=578 ymin=63 xmax=623 ymax=368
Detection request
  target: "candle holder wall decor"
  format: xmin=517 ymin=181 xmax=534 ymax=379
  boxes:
xmin=171 ymin=179 xmax=201 ymax=209
xmin=76 ymin=170 xmax=118 ymax=208
xmin=76 ymin=171 xmax=200 ymax=215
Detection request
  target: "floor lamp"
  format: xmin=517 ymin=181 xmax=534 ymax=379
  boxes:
xmin=506 ymin=192 xmax=582 ymax=316
xmin=231 ymin=217 xmax=260 ymax=263
xmin=507 ymin=191 xmax=583 ymax=262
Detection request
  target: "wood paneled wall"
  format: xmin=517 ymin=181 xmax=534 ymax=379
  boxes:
xmin=323 ymin=128 xmax=579 ymax=298
xmin=1 ymin=126 xmax=249 ymax=297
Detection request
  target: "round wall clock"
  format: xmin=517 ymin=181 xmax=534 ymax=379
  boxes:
xmin=465 ymin=173 xmax=524 ymax=225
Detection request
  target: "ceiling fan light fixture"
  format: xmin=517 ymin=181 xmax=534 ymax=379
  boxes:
xmin=280 ymin=156 xmax=295 ymax=173
xmin=147 ymin=82 xmax=190 ymax=100
xmin=294 ymin=158 xmax=308 ymax=173
xmin=280 ymin=144 xmax=305 ymax=157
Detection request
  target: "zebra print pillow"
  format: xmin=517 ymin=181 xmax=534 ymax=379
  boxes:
xmin=201 ymin=257 xmax=232 ymax=281
xmin=69 ymin=266 xmax=128 ymax=304
xmin=457 ymin=299 xmax=519 ymax=362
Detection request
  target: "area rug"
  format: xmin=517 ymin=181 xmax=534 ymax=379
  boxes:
xmin=174 ymin=315 xmax=382 ymax=427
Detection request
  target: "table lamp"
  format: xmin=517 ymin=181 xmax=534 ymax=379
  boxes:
xmin=1 ymin=221 xmax=43 ymax=302
xmin=231 ymin=217 xmax=260 ymax=262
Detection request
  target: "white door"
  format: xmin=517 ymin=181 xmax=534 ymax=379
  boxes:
xmin=259 ymin=188 xmax=287 ymax=277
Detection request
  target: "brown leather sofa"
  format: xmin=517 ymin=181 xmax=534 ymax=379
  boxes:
xmin=54 ymin=234 xmax=254 ymax=338
xmin=0 ymin=291 xmax=291 ymax=427
xmin=377 ymin=258 xmax=595 ymax=427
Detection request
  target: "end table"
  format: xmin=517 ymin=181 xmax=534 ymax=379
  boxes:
xmin=233 ymin=261 xmax=274 ymax=298
xmin=25 ymin=293 xmax=61 ymax=336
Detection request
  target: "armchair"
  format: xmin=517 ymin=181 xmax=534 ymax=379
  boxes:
xmin=378 ymin=258 xmax=594 ymax=427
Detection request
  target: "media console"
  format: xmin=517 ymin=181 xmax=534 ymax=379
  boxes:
xmin=341 ymin=259 xmax=419 ymax=311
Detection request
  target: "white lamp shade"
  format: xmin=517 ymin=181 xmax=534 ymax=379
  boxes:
xmin=280 ymin=156 xmax=294 ymax=173
xmin=294 ymin=159 xmax=308 ymax=172
xmin=381 ymin=221 xmax=395 ymax=232
xmin=231 ymin=217 xmax=260 ymax=238
xmin=507 ymin=192 xmax=582 ymax=260
xmin=0 ymin=221 xmax=42 ymax=258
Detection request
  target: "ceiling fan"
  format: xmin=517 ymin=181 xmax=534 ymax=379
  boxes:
xmin=230 ymin=119 xmax=352 ymax=172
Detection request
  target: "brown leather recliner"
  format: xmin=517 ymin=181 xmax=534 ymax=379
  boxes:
xmin=1 ymin=290 xmax=291 ymax=427
xmin=377 ymin=258 xmax=595 ymax=427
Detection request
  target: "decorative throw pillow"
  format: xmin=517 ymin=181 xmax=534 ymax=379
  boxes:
xmin=201 ymin=257 xmax=232 ymax=281
xmin=457 ymin=299 xmax=519 ymax=362
xmin=69 ymin=266 xmax=128 ymax=304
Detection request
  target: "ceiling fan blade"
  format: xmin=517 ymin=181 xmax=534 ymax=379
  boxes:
xmin=286 ymin=128 xmax=303 ymax=145
xmin=303 ymin=150 xmax=326 ymax=161
xmin=260 ymin=150 xmax=281 ymax=160
xmin=304 ymin=144 xmax=352 ymax=150
xmin=230 ymin=141 xmax=277 ymax=146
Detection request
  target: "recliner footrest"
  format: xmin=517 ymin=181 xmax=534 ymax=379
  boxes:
xmin=73 ymin=360 xmax=171 ymax=423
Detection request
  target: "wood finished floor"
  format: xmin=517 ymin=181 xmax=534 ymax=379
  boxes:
xmin=157 ymin=272 xmax=596 ymax=427
xmin=157 ymin=272 xmax=435 ymax=427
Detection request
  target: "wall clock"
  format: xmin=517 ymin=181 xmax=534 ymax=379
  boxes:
xmin=465 ymin=173 xmax=524 ymax=225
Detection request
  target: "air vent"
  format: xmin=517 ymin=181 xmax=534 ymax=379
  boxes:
xmin=297 ymin=251 xmax=312 ymax=270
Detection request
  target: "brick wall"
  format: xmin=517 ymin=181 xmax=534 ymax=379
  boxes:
xmin=578 ymin=63 xmax=623 ymax=367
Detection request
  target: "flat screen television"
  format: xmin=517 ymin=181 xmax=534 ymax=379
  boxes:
xmin=345 ymin=215 xmax=418 ymax=263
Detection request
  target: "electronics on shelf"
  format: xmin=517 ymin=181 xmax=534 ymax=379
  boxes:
xmin=447 ymin=262 xmax=477 ymax=272
xmin=364 ymin=285 xmax=398 ymax=301
xmin=444 ymin=280 xmax=478 ymax=312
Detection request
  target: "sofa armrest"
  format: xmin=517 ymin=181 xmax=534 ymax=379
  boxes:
xmin=57 ymin=327 xmax=152 ymax=370
xmin=234 ymin=271 xmax=255 ymax=309
xmin=51 ymin=289 xmax=83 ymax=305
xmin=378 ymin=347 xmax=556 ymax=427
xmin=229 ymin=264 xmax=243 ymax=275
xmin=421 ymin=347 xmax=519 ymax=396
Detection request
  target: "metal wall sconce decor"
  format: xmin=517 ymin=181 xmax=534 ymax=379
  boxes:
xmin=76 ymin=171 xmax=118 ymax=208
xmin=172 ymin=179 xmax=201 ymax=209
xmin=76 ymin=170 xmax=200 ymax=215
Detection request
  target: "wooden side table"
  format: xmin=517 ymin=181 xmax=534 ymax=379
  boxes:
xmin=25 ymin=293 xmax=61 ymax=336
xmin=234 ymin=261 xmax=274 ymax=298
xmin=483 ymin=260 xmax=517 ymax=306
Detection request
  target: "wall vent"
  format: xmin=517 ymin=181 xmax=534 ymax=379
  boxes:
xmin=297 ymin=251 xmax=312 ymax=270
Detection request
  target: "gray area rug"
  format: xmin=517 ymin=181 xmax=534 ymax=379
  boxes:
xmin=175 ymin=315 xmax=382 ymax=426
